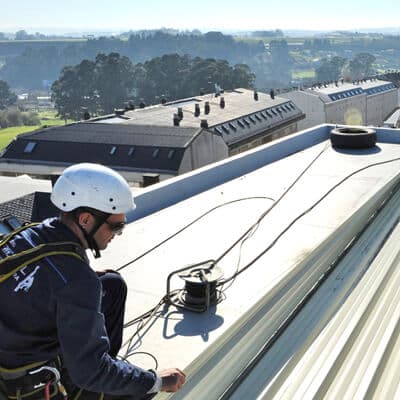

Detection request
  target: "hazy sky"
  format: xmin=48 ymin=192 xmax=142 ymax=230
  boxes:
xmin=1 ymin=0 xmax=399 ymax=33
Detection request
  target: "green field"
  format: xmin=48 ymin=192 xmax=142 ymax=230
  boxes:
xmin=292 ymin=69 xmax=316 ymax=79
xmin=0 ymin=111 xmax=71 ymax=150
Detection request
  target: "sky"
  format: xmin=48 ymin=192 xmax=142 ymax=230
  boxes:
xmin=1 ymin=0 xmax=399 ymax=33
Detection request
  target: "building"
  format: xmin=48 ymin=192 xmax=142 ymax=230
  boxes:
xmin=282 ymin=79 xmax=398 ymax=130
xmin=0 ymin=88 xmax=304 ymax=184
xmin=89 ymin=123 xmax=399 ymax=399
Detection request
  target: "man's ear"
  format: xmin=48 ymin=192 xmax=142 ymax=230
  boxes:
xmin=78 ymin=211 xmax=91 ymax=227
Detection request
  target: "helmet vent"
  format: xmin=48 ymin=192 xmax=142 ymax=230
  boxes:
xmin=112 ymin=206 xmax=116 ymax=210
xmin=71 ymin=192 xmax=75 ymax=196
xmin=62 ymin=203 xmax=66 ymax=207
xmin=109 ymin=198 xmax=114 ymax=202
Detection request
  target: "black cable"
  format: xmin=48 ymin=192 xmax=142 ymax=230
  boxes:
xmin=117 ymin=196 xmax=274 ymax=272
xmin=119 ymin=150 xmax=400 ymax=354
xmin=214 ymin=144 xmax=329 ymax=265
xmin=219 ymin=156 xmax=400 ymax=286
xmin=118 ymin=147 xmax=328 ymax=348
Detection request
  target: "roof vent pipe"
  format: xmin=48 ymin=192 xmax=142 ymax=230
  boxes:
xmin=254 ymin=91 xmax=259 ymax=101
xmin=173 ymin=114 xmax=180 ymax=126
xmin=220 ymin=97 xmax=225 ymax=108
xmin=200 ymin=119 xmax=208 ymax=128
xmin=270 ymin=89 xmax=275 ymax=100
xmin=194 ymin=103 xmax=200 ymax=117
xmin=204 ymin=101 xmax=210 ymax=115
xmin=177 ymin=107 xmax=183 ymax=120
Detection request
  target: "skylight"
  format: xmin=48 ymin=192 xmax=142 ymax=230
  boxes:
xmin=110 ymin=146 xmax=117 ymax=155
xmin=23 ymin=142 xmax=36 ymax=153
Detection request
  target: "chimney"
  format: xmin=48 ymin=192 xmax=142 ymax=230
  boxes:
xmin=220 ymin=97 xmax=225 ymax=108
xmin=200 ymin=119 xmax=208 ymax=128
xmin=270 ymin=89 xmax=275 ymax=100
xmin=139 ymin=101 xmax=146 ymax=108
xmin=177 ymin=107 xmax=183 ymax=120
xmin=194 ymin=103 xmax=200 ymax=117
xmin=161 ymin=97 xmax=167 ymax=104
xmin=114 ymin=109 xmax=125 ymax=116
xmin=204 ymin=101 xmax=210 ymax=115
xmin=254 ymin=91 xmax=259 ymax=101
xmin=81 ymin=107 xmax=90 ymax=120
xmin=173 ymin=113 xmax=180 ymax=126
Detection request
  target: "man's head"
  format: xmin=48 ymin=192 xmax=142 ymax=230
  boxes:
xmin=51 ymin=163 xmax=135 ymax=257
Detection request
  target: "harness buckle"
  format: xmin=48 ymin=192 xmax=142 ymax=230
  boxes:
xmin=29 ymin=366 xmax=68 ymax=399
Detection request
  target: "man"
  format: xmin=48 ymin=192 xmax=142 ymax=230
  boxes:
xmin=0 ymin=163 xmax=185 ymax=400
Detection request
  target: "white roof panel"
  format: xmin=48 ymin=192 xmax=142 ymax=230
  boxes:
xmin=91 ymin=124 xmax=400 ymax=399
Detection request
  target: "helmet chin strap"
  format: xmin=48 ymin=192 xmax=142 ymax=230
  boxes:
xmin=74 ymin=209 xmax=110 ymax=259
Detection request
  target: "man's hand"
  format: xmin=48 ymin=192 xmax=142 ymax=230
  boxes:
xmin=159 ymin=368 xmax=186 ymax=392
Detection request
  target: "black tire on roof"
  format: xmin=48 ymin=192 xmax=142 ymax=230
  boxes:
xmin=330 ymin=127 xmax=377 ymax=149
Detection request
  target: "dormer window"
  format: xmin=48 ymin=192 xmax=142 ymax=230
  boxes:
xmin=109 ymin=146 xmax=117 ymax=155
xmin=24 ymin=142 xmax=36 ymax=153
xmin=152 ymin=149 xmax=160 ymax=158
xmin=167 ymin=149 xmax=175 ymax=159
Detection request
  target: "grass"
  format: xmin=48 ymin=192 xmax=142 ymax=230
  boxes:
xmin=0 ymin=110 xmax=73 ymax=150
xmin=0 ymin=126 xmax=40 ymax=149
xmin=292 ymin=69 xmax=316 ymax=79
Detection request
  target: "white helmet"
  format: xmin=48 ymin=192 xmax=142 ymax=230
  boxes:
xmin=51 ymin=163 xmax=135 ymax=214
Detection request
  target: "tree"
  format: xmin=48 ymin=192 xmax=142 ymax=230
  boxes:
xmin=51 ymin=53 xmax=136 ymax=119
xmin=269 ymin=40 xmax=292 ymax=85
xmin=0 ymin=80 xmax=17 ymax=109
xmin=51 ymin=60 xmax=97 ymax=121
xmin=348 ymin=53 xmax=376 ymax=80
xmin=316 ymin=56 xmax=346 ymax=82
xmin=15 ymin=30 xmax=31 ymax=40
xmin=94 ymin=53 xmax=135 ymax=114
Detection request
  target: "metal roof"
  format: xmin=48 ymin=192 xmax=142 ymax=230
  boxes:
xmin=305 ymin=79 xmax=397 ymax=103
xmin=90 ymin=124 xmax=400 ymax=399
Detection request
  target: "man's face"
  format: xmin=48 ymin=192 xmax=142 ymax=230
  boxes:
xmin=92 ymin=213 xmax=126 ymax=250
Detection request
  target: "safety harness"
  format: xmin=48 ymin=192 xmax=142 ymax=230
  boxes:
xmin=0 ymin=224 xmax=87 ymax=400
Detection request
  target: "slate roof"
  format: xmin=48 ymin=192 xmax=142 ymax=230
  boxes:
xmin=16 ymin=123 xmax=198 ymax=147
xmin=120 ymin=88 xmax=304 ymax=145
xmin=0 ymin=191 xmax=58 ymax=224
xmin=0 ymin=88 xmax=303 ymax=175
xmin=2 ymin=138 xmax=186 ymax=174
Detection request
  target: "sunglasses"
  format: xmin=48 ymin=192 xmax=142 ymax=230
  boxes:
xmin=103 ymin=220 xmax=126 ymax=235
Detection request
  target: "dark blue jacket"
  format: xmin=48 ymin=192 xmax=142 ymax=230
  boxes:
xmin=0 ymin=218 xmax=155 ymax=397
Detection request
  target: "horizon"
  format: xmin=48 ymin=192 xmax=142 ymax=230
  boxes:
xmin=1 ymin=0 xmax=400 ymax=34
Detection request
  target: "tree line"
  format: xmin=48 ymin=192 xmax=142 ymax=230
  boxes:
xmin=315 ymin=53 xmax=376 ymax=82
xmin=51 ymin=52 xmax=255 ymax=121
xmin=0 ymin=31 xmax=264 ymax=90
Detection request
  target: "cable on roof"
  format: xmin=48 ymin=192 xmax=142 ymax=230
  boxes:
xmin=116 ymin=196 xmax=275 ymax=272
xmin=218 ymin=155 xmax=400 ymax=287
xmin=119 ymin=149 xmax=400 ymax=352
